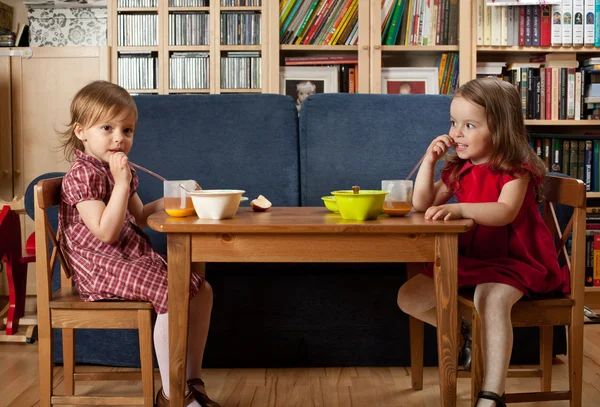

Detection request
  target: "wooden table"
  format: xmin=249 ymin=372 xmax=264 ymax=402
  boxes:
xmin=148 ymin=207 xmax=474 ymax=407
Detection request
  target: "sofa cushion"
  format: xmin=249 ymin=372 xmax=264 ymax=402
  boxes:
xmin=130 ymin=94 xmax=300 ymax=253
xmin=299 ymin=93 xmax=452 ymax=205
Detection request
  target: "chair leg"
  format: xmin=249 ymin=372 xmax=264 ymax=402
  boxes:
xmin=409 ymin=315 xmax=424 ymax=390
xmin=62 ymin=328 xmax=75 ymax=396
xmin=539 ymin=326 xmax=553 ymax=392
xmin=470 ymin=311 xmax=483 ymax=407
xmin=37 ymin=323 xmax=53 ymax=407
xmin=139 ymin=310 xmax=155 ymax=407
xmin=569 ymin=320 xmax=584 ymax=407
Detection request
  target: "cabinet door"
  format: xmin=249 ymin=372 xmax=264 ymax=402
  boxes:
xmin=11 ymin=46 xmax=110 ymax=198
xmin=10 ymin=46 xmax=109 ymax=295
xmin=0 ymin=56 xmax=11 ymax=201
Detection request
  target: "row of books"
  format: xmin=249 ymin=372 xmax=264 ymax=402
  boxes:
xmin=117 ymin=14 xmax=158 ymax=47
xmin=169 ymin=0 xmax=208 ymax=6
xmin=220 ymin=52 xmax=262 ymax=89
xmin=169 ymin=13 xmax=209 ymax=46
xmin=221 ymin=11 xmax=261 ymax=45
xmin=221 ymin=0 xmax=261 ymax=6
xmin=118 ymin=0 xmax=157 ymax=7
xmin=117 ymin=53 xmax=158 ymax=90
xmin=529 ymin=136 xmax=600 ymax=191
xmin=477 ymin=1 xmax=600 ymax=47
xmin=435 ymin=52 xmax=459 ymax=95
xmin=170 ymin=52 xmax=210 ymax=90
xmin=279 ymin=0 xmax=359 ymax=46
xmin=381 ymin=0 xmax=458 ymax=46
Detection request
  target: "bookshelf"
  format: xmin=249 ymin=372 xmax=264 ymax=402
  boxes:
xmin=469 ymin=0 xmax=600 ymax=307
xmin=108 ymin=0 xmax=268 ymax=94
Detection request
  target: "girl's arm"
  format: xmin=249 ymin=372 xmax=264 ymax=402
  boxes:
xmin=128 ymin=193 xmax=164 ymax=228
xmin=425 ymin=175 xmax=530 ymax=226
xmin=75 ymin=153 xmax=132 ymax=244
xmin=413 ymin=135 xmax=454 ymax=211
xmin=76 ymin=182 xmax=130 ymax=244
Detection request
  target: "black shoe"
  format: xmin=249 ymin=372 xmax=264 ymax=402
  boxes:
xmin=458 ymin=317 xmax=472 ymax=371
xmin=476 ymin=391 xmax=506 ymax=407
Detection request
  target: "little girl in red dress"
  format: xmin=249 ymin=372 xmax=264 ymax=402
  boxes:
xmin=58 ymin=80 xmax=220 ymax=407
xmin=397 ymin=78 xmax=568 ymax=407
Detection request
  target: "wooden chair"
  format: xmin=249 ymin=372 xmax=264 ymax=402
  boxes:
xmin=408 ymin=175 xmax=586 ymax=406
xmin=34 ymin=176 xmax=155 ymax=407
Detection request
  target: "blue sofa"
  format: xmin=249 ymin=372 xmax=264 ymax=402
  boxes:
xmin=31 ymin=93 xmax=564 ymax=368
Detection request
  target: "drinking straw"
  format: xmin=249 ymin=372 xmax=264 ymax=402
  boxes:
xmin=129 ymin=162 xmax=167 ymax=182
xmin=405 ymin=140 xmax=455 ymax=181
xmin=405 ymin=153 xmax=426 ymax=181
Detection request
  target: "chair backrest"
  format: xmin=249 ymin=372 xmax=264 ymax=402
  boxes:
xmin=34 ymin=176 xmax=73 ymax=313
xmin=539 ymin=175 xmax=586 ymax=304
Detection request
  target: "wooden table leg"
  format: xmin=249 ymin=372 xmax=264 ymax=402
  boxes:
xmin=434 ymin=233 xmax=459 ymax=407
xmin=168 ymin=233 xmax=192 ymax=407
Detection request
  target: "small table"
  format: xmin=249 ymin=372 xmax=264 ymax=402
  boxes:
xmin=148 ymin=207 xmax=473 ymax=407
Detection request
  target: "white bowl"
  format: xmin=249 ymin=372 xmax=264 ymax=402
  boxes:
xmin=189 ymin=189 xmax=246 ymax=220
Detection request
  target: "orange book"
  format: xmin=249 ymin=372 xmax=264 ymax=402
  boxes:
xmin=593 ymin=235 xmax=600 ymax=286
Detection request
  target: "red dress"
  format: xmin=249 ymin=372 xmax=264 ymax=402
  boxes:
xmin=423 ymin=161 xmax=568 ymax=296
xmin=59 ymin=150 xmax=203 ymax=314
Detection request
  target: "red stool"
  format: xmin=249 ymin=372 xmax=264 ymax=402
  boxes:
xmin=0 ymin=205 xmax=36 ymax=341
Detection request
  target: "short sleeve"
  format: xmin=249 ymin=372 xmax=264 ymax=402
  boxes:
xmin=62 ymin=165 xmax=107 ymax=206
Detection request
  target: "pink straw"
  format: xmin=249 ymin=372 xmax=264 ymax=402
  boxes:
xmin=405 ymin=153 xmax=426 ymax=181
xmin=129 ymin=162 xmax=167 ymax=182
xmin=405 ymin=140 xmax=455 ymax=181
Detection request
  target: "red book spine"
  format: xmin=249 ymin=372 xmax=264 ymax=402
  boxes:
xmin=540 ymin=5 xmax=552 ymax=46
xmin=518 ymin=6 xmax=526 ymax=46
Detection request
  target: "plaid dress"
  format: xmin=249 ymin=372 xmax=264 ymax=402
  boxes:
xmin=59 ymin=150 xmax=202 ymax=314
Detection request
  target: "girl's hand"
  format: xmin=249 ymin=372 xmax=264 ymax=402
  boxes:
xmin=424 ymin=134 xmax=454 ymax=164
xmin=425 ymin=203 xmax=463 ymax=221
xmin=109 ymin=152 xmax=132 ymax=187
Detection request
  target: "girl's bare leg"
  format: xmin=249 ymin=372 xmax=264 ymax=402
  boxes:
xmin=473 ymin=283 xmax=523 ymax=407
xmin=397 ymin=273 xmax=438 ymax=326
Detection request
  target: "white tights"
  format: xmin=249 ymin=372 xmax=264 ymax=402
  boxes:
xmin=154 ymin=279 xmax=213 ymax=405
xmin=398 ymin=274 xmax=523 ymax=407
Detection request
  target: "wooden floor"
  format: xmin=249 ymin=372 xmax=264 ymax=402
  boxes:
xmin=1 ymin=323 xmax=600 ymax=407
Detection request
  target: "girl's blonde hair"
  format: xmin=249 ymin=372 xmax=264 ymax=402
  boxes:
xmin=442 ymin=78 xmax=546 ymax=196
xmin=59 ymin=80 xmax=138 ymax=161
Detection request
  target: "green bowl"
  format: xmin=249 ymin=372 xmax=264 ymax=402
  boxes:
xmin=331 ymin=190 xmax=388 ymax=220
xmin=321 ymin=196 xmax=339 ymax=213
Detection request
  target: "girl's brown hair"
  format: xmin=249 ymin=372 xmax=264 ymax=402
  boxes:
xmin=442 ymin=78 xmax=546 ymax=196
xmin=58 ymin=80 xmax=138 ymax=161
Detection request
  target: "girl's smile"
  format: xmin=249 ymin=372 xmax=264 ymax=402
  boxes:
xmin=449 ymin=96 xmax=493 ymax=165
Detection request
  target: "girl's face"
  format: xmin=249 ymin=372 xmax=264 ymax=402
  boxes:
xmin=449 ymin=96 xmax=493 ymax=165
xmin=74 ymin=109 xmax=136 ymax=163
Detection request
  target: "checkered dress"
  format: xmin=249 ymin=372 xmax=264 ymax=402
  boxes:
xmin=58 ymin=150 xmax=202 ymax=314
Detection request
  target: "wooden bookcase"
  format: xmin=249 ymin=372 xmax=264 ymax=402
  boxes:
xmin=108 ymin=1 xmax=474 ymax=95
xmin=108 ymin=0 xmax=268 ymax=94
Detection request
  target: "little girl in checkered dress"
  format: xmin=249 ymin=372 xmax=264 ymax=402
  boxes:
xmin=58 ymin=80 xmax=220 ymax=407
